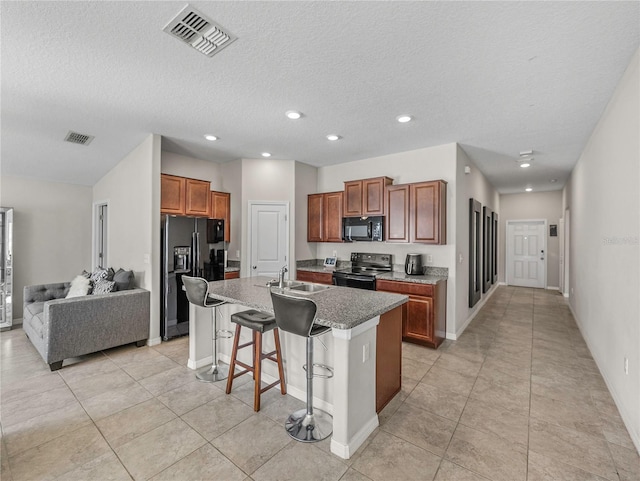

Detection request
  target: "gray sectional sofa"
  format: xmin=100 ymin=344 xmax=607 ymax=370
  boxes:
xmin=23 ymin=282 xmax=150 ymax=370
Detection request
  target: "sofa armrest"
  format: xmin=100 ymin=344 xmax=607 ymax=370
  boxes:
xmin=43 ymin=289 xmax=150 ymax=363
xmin=24 ymin=282 xmax=71 ymax=304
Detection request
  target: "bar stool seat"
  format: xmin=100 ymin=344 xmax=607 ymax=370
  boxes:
xmin=225 ymin=309 xmax=286 ymax=411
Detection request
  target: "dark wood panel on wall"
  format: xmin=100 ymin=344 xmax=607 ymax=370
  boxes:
xmin=492 ymin=212 xmax=499 ymax=284
xmin=483 ymin=206 xmax=493 ymax=293
xmin=469 ymin=199 xmax=482 ymax=308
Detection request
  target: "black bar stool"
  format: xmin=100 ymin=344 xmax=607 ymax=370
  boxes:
xmin=225 ymin=309 xmax=286 ymax=411
xmin=182 ymin=276 xmax=230 ymax=383
xmin=270 ymin=290 xmax=333 ymax=443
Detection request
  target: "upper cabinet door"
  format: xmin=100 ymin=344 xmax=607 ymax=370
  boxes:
xmin=161 ymin=174 xmax=186 ymax=215
xmin=185 ymin=178 xmax=211 ymax=217
xmin=410 ymin=180 xmax=447 ymax=244
xmin=363 ymin=177 xmax=391 ymax=216
xmin=307 ymin=193 xmax=324 ymax=242
xmin=343 ymin=181 xmax=363 ymax=217
xmin=385 ymin=184 xmax=410 ymax=242
xmin=323 ymin=191 xmax=344 ymax=242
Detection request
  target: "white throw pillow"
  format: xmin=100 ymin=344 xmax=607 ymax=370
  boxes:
xmin=66 ymin=275 xmax=91 ymax=298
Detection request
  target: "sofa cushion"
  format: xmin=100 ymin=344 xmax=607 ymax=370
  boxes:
xmin=113 ymin=269 xmax=135 ymax=291
xmin=24 ymin=301 xmax=45 ymax=318
xmin=29 ymin=313 xmax=45 ymax=339
xmin=66 ymin=275 xmax=91 ymax=298
xmin=93 ymin=279 xmax=116 ymax=295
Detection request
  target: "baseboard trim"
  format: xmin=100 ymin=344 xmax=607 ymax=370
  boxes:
xmin=546 ymin=286 xmax=559 ymax=291
xmin=568 ymin=303 xmax=640 ymax=454
xmin=330 ymin=414 xmax=379 ymax=459
xmin=450 ymin=284 xmax=499 ymax=340
xmin=147 ymin=337 xmax=161 ymax=347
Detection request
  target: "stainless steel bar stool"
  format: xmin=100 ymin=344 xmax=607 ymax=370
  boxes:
xmin=270 ymin=290 xmax=333 ymax=443
xmin=225 ymin=309 xmax=286 ymax=411
xmin=182 ymin=276 xmax=230 ymax=383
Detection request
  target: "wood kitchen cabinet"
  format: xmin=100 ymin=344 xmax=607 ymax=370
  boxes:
xmin=376 ymin=305 xmax=402 ymax=412
xmin=385 ymin=180 xmax=447 ymax=245
xmin=307 ymin=191 xmax=343 ymax=242
xmin=343 ymin=176 xmax=393 ymax=217
xmin=296 ymin=270 xmax=333 ymax=285
xmin=210 ymin=191 xmax=231 ymax=242
xmin=185 ymin=178 xmax=211 ymax=217
xmin=376 ymin=279 xmax=447 ymax=349
xmin=161 ymin=174 xmax=211 ymax=217
xmin=161 ymin=174 xmax=186 ymax=215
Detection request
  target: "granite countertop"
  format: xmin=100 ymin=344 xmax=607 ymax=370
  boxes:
xmin=376 ymin=271 xmax=448 ymax=285
xmin=207 ymin=276 xmax=407 ymax=330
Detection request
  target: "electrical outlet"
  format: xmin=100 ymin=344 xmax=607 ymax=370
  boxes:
xmin=624 ymin=357 xmax=629 ymax=375
xmin=362 ymin=343 xmax=370 ymax=363
xmin=426 ymin=254 xmax=433 ymax=264
xmin=236 ymin=250 xmax=240 ymax=258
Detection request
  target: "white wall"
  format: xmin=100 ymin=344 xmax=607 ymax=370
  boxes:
xmin=455 ymin=146 xmax=500 ymax=335
xmin=294 ymin=162 xmax=318 ymax=261
xmin=220 ymin=158 xmax=242 ymax=262
xmin=565 ymin=48 xmax=639 ymax=451
xmin=161 ymin=151 xmax=223 ymax=191
xmin=240 ymin=158 xmax=296 ymax=278
xmin=0 ymin=176 xmax=93 ymax=319
xmin=499 ymin=191 xmax=563 ymax=287
xmin=316 ymin=143 xmax=459 ymax=337
xmin=93 ymin=134 xmax=162 ymax=342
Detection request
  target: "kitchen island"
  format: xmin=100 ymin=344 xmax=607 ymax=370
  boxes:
xmin=187 ymin=276 xmax=407 ymax=459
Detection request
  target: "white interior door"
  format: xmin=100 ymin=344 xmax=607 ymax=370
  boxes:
xmin=249 ymin=202 xmax=288 ymax=278
xmin=506 ymin=220 xmax=546 ymax=288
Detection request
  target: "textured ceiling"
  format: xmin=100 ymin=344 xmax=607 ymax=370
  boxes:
xmin=1 ymin=1 xmax=638 ymax=193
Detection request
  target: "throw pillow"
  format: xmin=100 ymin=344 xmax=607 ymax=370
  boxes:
xmin=113 ymin=268 xmax=135 ymax=291
xmin=89 ymin=267 xmax=115 ymax=283
xmin=66 ymin=275 xmax=91 ymax=298
xmin=92 ymin=279 xmax=116 ymax=295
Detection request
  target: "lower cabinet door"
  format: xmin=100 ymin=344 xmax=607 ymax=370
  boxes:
xmin=403 ymin=295 xmax=434 ymax=344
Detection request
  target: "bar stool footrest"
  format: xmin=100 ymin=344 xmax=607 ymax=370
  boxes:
xmin=303 ymin=363 xmax=334 ymax=379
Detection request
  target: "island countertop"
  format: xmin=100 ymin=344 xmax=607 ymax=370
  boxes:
xmin=207 ymin=276 xmax=407 ymax=330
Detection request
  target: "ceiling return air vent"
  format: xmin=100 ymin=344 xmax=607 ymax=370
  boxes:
xmin=64 ymin=131 xmax=94 ymax=146
xmin=163 ymin=5 xmax=237 ymax=58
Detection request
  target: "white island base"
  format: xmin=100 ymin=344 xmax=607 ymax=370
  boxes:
xmin=188 ymin=302 xmax=381 ymax=459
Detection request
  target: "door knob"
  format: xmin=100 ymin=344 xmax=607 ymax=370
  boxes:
xmin=252 ymin=265 xmax=257 ymax=269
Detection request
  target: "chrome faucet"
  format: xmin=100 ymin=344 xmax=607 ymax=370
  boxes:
xmin=278 ymin=265 xmax=288 ymax=288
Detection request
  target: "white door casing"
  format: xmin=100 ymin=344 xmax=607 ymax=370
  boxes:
xmin=249 ymin=202 xmax=289 ymax=278
xmin=506 ymin=220 xmax=547 ymax=288
xmin=93 ymin=201 xmax=108 ymax=269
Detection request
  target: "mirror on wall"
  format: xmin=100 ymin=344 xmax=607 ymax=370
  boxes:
xmin=469 ymin=199 xmax=482 ymax=307
xmin=483 ymin=206 xmax=493 ymax=293
xmin=0 ymin=207 xmax=14 ymax=330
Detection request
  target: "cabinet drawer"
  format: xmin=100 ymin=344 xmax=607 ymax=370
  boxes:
xmin=296 ymin=270 xmax=333 ymax=285
xmin=376 ymin=279 xmax=433 ymax=297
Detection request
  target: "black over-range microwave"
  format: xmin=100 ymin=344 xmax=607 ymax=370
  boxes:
xmin=342 ymin=216 xmax=384 ymax=242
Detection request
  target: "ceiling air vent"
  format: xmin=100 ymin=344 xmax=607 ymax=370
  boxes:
xmin=64 ymin=131 xmax=94 ymax=146
xmin=163 ymin=5 xmax=236 ymax=58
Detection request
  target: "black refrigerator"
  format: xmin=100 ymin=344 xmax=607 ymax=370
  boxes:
xmin=161 ymin=215 xmax=225 ymax=341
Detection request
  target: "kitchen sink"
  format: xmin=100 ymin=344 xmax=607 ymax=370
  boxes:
xmin=262 ymin=280 xmax=302 ymax=288
xmin=288 ymin=283 xmax=332 ymax=293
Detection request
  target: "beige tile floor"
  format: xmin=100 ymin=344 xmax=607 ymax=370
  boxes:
xmin=1 ymin=286 xmax=638 ymax=480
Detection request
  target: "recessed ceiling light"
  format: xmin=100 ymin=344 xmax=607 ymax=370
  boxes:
xmin=525 ymin=188 xmax=533 ymax=192
xmin=285 ymin=110 xmax=302 ymax=120
xmin=261 ymin=152 xmax=271 ymax=158
xmin=396 ymin=115 xmax=412 ymax=123
xmin=326 ymin=134 xmax=341 ymax=141
xmin=520 ymin=162 xmax=531 ymax=168
xmin=204 ymin=134 xmax=218 ymax=141
xmin=550 ymin=179 xmax=558 ymax=183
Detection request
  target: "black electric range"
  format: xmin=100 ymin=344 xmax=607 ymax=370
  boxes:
xmin=332 ymin=252 xmax=392 ymax=290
